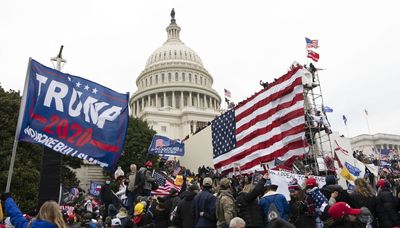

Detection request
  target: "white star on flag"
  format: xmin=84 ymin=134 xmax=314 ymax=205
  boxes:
xmin=92 ymin=88 xmax=98 ymax=94
xmin=68 ymin=76 xmax=71 ymax=81
xmin=76 ymin=82 xmax=81 ymax=88
xmin=84 ymin=85 xmax=90 ymax=90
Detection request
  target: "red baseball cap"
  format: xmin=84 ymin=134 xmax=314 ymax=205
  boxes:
xmin=328 ymin=202 xmax=361 ymax=219
xmin=376 ymin=179 xmax=386 ymax=188
xmin=305 ymin=177 xmax=317 ymax=187
xmin=145 ymin=161 xmax=153 ymax=167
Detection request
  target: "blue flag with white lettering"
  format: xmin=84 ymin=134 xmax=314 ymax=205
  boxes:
xmin=148 ymin=135 xmax=185 ymax=156
xmin=18 ymin=59 xmax=129 ymax=170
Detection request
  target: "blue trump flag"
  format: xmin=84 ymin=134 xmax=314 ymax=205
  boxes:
xmin=17 ymin=59 xmax=129 ymax=170
xmin=344 ymin=162 xmax=361 ymax=177
xmin=148 ymin=135 xmax=184 ymax=156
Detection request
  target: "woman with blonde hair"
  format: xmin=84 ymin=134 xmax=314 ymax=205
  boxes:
xmin=2 ymin=192 xmax=67 ymax=228
xmin=349 ymin=178 xmax=378 ymax=227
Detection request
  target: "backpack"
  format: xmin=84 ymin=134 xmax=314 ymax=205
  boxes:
xmin=267 ymin=201 xmax=280 ymax=222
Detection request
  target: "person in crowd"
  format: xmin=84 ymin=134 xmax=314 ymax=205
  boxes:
xmin=2 ymin=192 xmax=67 ymax=228
xmin=321 ymin=175 xmax=351 ymax=205
xmin=327 ymin=202 xmax=363 ymax=228
xmin=304 ymin=177 xmax=329 ymax=228
xmin=229 ymin=217 xmax=246 ymax=228
xmin=376 ymin=179 xmax=400 ymax=228
xmin=133 ymin=202 xmax=153 ymax=227
xmin=127 ymin=163 xmax=137 ymax=211
xmin=193 ymin=177 xmax=217 ymax=228
xmin=216 ymin=178 xmax=237 ymax=228
xmin=111 ymin=217 xmax=122 ymax=228
xmin=348 ymin=178 xmax=379 ymax=228
xmin=100 ymin=179 xmax=115 ymax=218
xmin=138 ymin=161 xmax=156 ymax=197
xmin=259 ymin=178 xmax=290 ymax=227
xmin=152 ymin=197 xmax=169 ymax=228
xmin=115 ymin=176 xmax=128 ymax=208
xmin=162 ymin=188 xmax=180 ymax=227
xmin=175 ymin=184 xmax=199 ymax=228
xmin=287 ymin=178 xmax=315 ymax=228
xmin=235 ymin=173 xmax=267 ymax=228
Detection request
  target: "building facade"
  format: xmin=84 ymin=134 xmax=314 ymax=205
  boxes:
xmin=130 ymin=11 xmax=221 ymax=140
xmin=350 ymin=133 xmax=400 ymax=157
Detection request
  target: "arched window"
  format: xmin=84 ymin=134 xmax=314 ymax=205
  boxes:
xmin=175 ymin=72 xmax=178 ymax=81
xmin=189 ymin=73 xmax=192 ymax=82
xmin=168 ymin=73 xmax=171 ymax=82
xmin=162 ymin=73 xmax=165 ymax=83
xmin=195 ymin=75 xmax=198 ymax=84
xmin=200 ymin=77 xmax=203 ymax=85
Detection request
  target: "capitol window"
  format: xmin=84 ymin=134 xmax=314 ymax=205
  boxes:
xmin=162 ymin=73 xmax=165 ymax=82
xmin=168 ymin=73 xmax=171 ymax=82
xmin=195 ymin=75 xmax=198 ymax=83
xmin=175 ymin=72 xmax=178 ymax=81
xmin=189 ymin=73 xmax=192 ymax=82
xmin=200 ymin=77 xmax=203 ymax=85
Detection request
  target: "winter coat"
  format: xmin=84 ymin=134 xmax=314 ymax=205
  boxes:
xmin=259 ymin=191 xmax=290 ymax=227
xmin=235 ymin=178 xmax=265 ymax=228
xmin=127 ymin=171 xmax=137 ymax=192
xmin=321 ymin=184 xmax=351 ymax=204
xmin=326 ymin=218 xmax=365 ymax=228
xmin=216 ymin=189 xmax=237 ymax=228
xmin=134 ymin=213 xmax=154 ymax=228
xmin=153 ymin=206 xmax=169 ymax=228
xmin=289 ymin=198 xmax=316 ymax=228
xmin=349 ymin=192 xmax=379 ymax=228
xmin=175 ymin=191 xmax=197 ymax=228
xmin=139 ymin=167 xmax=155 ymax=191
xmin=100 ymin=184 xmax=114 ymax=204
xmin=4 ymin=198 xmax=56 ymax=228
xmin=376 ymin=188 xmax=400 ymax=228
xmin=193 ymin=188 xmax=217 ymax=228
xmin=162 ymin=194 xmax=180 ymax=226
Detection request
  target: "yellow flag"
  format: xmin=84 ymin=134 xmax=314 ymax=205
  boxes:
xmin=0 ymin=201 xmax=4 ymax=222
xmin=175 ymin=175 xmax=183 ymax=186
xmin=340 ymin=166 xmax=355 ymax=181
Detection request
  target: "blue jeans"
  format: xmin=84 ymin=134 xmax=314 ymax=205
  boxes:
xmin=127 ymin=191 xmax=136 ymax=210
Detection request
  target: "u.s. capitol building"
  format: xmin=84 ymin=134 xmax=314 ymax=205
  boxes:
xmin=130 ymin=10 xmax=221 ymax=140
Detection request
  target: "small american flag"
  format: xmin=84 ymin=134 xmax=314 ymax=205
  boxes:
xmin=212 ymin=66 xmax=306 ymax=174
xmin=305 ymin=37 xmax=319 ymax=49
xmin=151 ymin=172 xmax=181 ymax=196
xmin=224 ymin=89 xmax=231 ymax=98
xmin=307 ymin=50 xmax=320 ymax=62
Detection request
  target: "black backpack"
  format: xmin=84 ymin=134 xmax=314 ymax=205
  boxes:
xmin=135 ymin=169 xmax=146 ymax=190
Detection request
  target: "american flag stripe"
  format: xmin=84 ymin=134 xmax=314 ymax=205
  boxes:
xmin=212 ymin=66 xmax=306 ymax=174
xmin=151 ymin=178 xmax=181 ymax=196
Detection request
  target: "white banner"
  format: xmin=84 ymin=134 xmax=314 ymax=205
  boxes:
xmin=268 ymin=170 xmax=326 ymax=201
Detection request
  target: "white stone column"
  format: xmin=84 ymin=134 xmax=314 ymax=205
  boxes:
xmin=172 ymin=91 xmax=176 ymax=108
xmin=155 ymin=93 xmax=159 ymax=108
xmin=189 ymin=92 xmax=192 ymax=106
xmin=209 ymin=96 xmax=212 ymax=109
xmin=197 ymin=93 xmax=200 ymax=108
xmin=141 ymin=97 xmax=144 ymax=110
xmin=164 ymin=92 xmax=167 ymax=107
xmin=148 ymin=95 xmax=151 ymax=107
xmin=180 ymin=91 xmax=184 ymax=108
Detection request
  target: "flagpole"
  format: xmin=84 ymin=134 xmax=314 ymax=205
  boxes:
xmin=6 ymin=58 xmax=32 ymax=192
xmin=364 ymin=111 xmax=371 ymax=135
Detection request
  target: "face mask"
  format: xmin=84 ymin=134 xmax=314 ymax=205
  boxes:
xmin=106 ymin=181 xmax=111 ymax=185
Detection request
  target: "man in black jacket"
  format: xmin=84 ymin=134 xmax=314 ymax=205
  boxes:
xmin=175 ymin=184 xmax=200 ymax=228
xmin=235 ymin=173 xmax=268 ymax=228
xmin=376 ymin=179 xmax=400 ymax=228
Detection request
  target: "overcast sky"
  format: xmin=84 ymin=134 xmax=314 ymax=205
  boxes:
xmin=1 ymin=0 xmax=399 ymax=137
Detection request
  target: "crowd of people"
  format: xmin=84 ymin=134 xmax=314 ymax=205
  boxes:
xmin=2 ymin=159 xmax=400 ymax=228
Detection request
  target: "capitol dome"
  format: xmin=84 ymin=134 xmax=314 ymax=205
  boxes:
xmin=130 ymin=9 xmax=221 ymax=140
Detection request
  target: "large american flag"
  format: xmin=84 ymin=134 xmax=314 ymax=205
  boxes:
xmin=151 ymin=172 xmax=181 ymax=196
xmin=212 ymin=66 xmax=306 ymax=174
